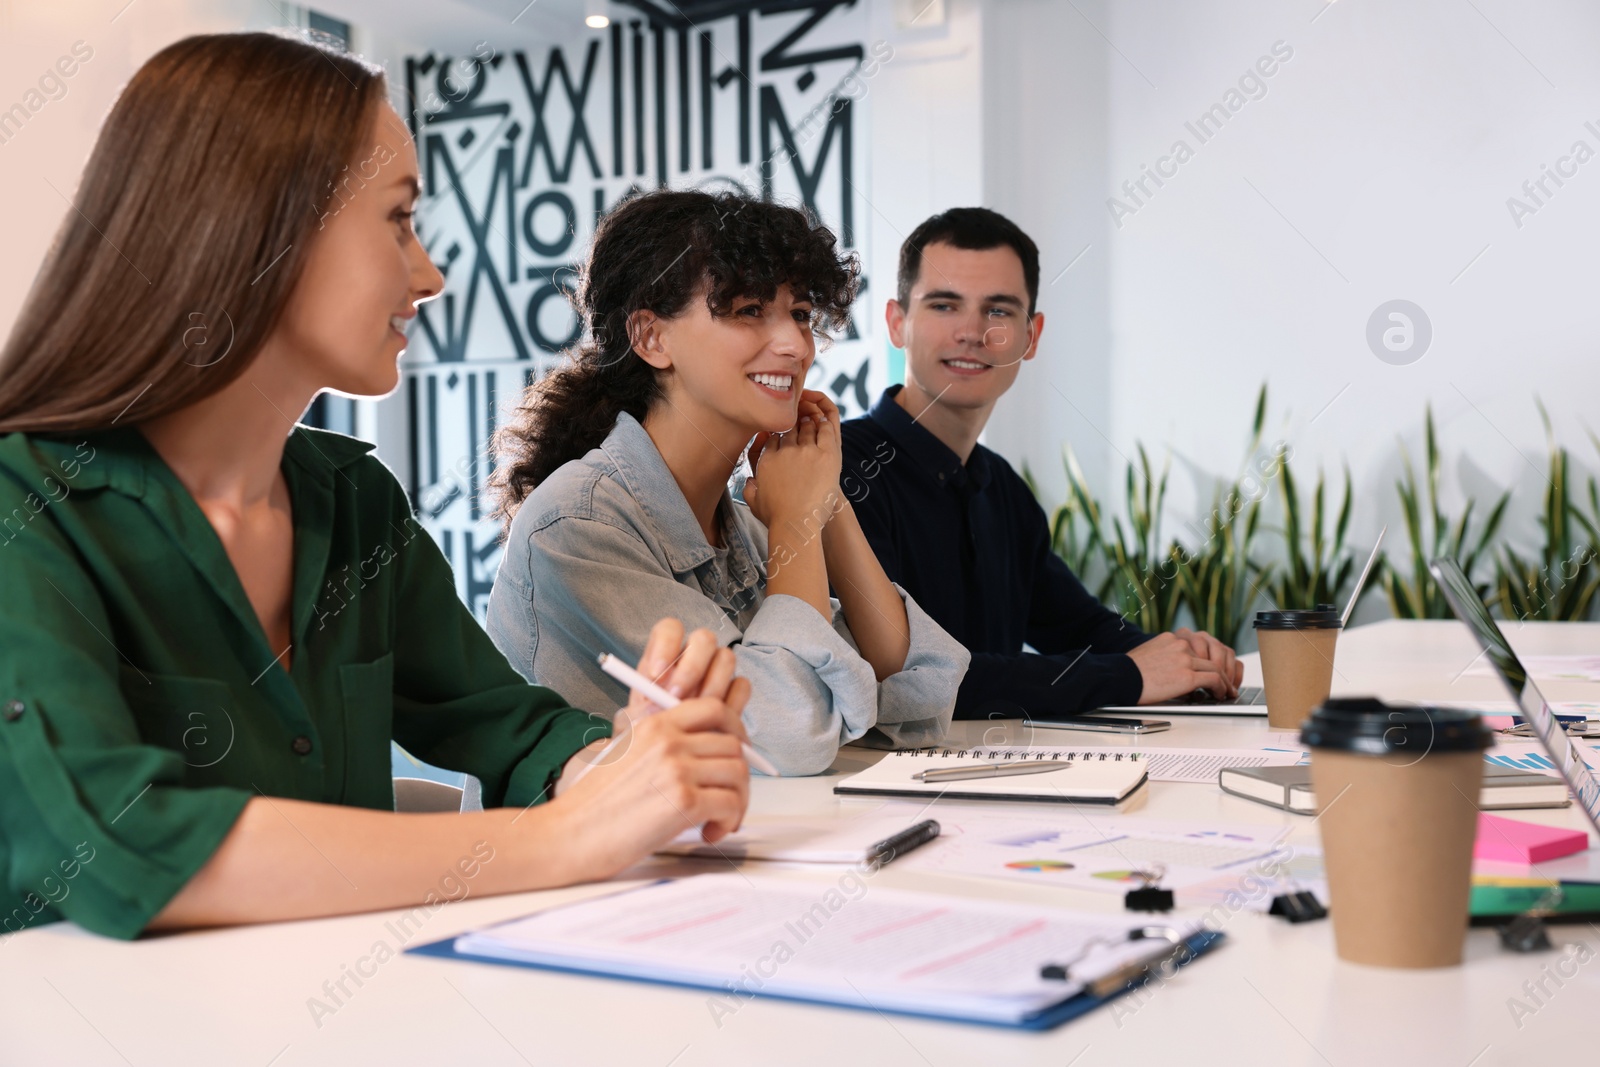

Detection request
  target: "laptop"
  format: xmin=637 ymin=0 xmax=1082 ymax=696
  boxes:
xmin=1431 ymin=557 xmax=1600 ymax=839
xmin=1101 ymin=685 xmax=1267 ymax=716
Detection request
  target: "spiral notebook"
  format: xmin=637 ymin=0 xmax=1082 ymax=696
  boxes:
xmin=834 ymin=747 xmax=1149 ymax=804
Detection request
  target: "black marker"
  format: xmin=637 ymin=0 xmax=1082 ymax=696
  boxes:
xmin=866 ymin=819 xmax=940 ymax=868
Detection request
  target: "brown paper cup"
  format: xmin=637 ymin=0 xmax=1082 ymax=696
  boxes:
xmin=1310 ymin=748 xmax=1483 ymax=968
xmin=1257 ymin=627 xmax=1339 ymax=730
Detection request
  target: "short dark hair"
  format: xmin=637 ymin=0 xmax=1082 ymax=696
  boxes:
xmin=896 ymin=207 xmax=1040 ymax=314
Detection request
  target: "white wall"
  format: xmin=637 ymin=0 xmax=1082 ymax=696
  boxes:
xmin=0 ymin=1 xmax=271 ymax=332
xmin=863 ymin=0 xmax=988 ymax=353
xmin=0 ymin=0 xmax=431 ymax=380
xmin=982 ymin=0 xmax=1600 ymax=621
xmin=981 ymin=0 xmax=1115 ymax=511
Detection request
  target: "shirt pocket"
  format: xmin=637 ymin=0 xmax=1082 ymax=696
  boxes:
xmin=117 ymin=666 xmax=239 ymax=782
xmin=337 ymin=652 xmax=395 ymax=810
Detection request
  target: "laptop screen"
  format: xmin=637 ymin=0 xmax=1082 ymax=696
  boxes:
xmin=1430 ymin=557 xmax=1600 ymax=836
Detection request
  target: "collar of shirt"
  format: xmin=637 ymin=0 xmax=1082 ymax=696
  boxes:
xmin=32 ymin=425 xmax=380 ymax=682
xmin=599 ymin=412 xmax=764 ymax=592
xmin=866 ymin=384 xmax=993 ymax=493
xmin=38 ymin=424 xmax=376 ymax=495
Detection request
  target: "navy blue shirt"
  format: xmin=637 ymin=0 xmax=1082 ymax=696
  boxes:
xmin=841 ymin=386 xmax=1149 ymax=718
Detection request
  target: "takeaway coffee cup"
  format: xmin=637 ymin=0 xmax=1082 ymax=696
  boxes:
xmin=1254 ymin=605 xmax=1343 ymax=729
xmin=1301 ymin=698 xmax=1492 ymax=968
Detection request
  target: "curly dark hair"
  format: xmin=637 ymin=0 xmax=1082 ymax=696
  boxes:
xmin=490 ymin=188 xmax=860 ymax=530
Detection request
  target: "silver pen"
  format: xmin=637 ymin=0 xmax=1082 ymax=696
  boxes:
xmin=913 ymin=760 xmax=1071 ymax=783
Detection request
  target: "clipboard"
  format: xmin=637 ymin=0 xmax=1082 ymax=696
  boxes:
xmin=408 ymin=927 xmax=1225 ymax=1031
xmin=405 ymin=875 xmax=1227 ymax=1031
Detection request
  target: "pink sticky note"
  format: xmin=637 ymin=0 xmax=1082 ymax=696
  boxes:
xmin=1474 ymin=813 xmax=1589 ymax=864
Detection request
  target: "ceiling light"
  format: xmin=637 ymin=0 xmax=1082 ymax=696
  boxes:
xmin=586 ymin=14 xmax=609 ymax=28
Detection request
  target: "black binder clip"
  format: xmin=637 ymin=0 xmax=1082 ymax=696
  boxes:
xmin=1499 ymin=885 xmax=1560 ymax=953
xmin=1499 ymin=913 xmax=1552 ymax=953
xmin=1124 ymin=867 xmax=1173 ymax=913
xmin=1267 ymin=890 xmax=1327 ymax=924
xmin=1039 ymin=928 xmax=1188 ymax=995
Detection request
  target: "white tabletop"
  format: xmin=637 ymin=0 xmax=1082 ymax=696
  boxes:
xmin=4 ymin=620 xmax=1597 ymax=1066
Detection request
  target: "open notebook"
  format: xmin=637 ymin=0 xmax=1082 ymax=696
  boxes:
xmin=409 ymin=873 xmax=1224 ymax=1030
xmin=834 ymin=748 xmax=1149 ymax=804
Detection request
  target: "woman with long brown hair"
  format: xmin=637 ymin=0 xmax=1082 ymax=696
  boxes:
xmin=0 ymin=31 xmax=748 ymax=941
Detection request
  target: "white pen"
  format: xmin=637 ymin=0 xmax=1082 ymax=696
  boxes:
xmin=597 ymin=653 xmax=780 ymax=776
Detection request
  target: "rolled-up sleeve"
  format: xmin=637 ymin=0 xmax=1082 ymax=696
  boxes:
xmin=0 ymin=516 xmax=249 ymax=941
xmin=860 ymin=585 xmax=968 ymax=748
xmin=745 ymin=583 xmax=966 ymax=766
xmin=737 ymin=592 xmax=880 ymax=775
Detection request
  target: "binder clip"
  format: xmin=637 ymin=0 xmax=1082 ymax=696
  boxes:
xmin=1039 ymin=928 xmax=1187 ymax=995
xmin=1124 ymin=867 xmax=1173 ymax=913
xmin=1499 ymin=913 xmax=1552 ymax=953
xmin=1500 ymin=885 xmax=1560 ymax=953
xmin=1267 ymin=890 xmax=1326 ymax=924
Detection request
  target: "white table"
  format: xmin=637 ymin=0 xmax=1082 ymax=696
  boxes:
xmin=4 ymin=620 xmax=1597 ymax=1066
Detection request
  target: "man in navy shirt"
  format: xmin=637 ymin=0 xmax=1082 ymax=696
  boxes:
xmin=840 ymin=208 xmax=1244 ymax=719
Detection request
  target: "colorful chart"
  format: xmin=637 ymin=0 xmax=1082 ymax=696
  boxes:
xmin=1004 ymin=859 xmax=1075 ymax=873
xmin=1091 ymin=869 xmax=1150 ymax=883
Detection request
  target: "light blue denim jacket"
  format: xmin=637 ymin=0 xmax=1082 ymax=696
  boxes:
xmin=485 ymin=413 xmax=968 ymax=776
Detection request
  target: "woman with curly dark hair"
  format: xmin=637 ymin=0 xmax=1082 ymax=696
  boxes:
xmin=486 ymin=190 xmax=968 ymax=776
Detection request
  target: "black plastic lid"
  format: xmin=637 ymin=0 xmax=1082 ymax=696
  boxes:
xmin=1254 ymin=603 xmax=1343 ymax=630
xmin=1299 ymin=697 xmax=1492 ymax=755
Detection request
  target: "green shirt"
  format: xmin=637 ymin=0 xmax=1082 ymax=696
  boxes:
xmin=0 ymin=426 xmax=610 ymax=940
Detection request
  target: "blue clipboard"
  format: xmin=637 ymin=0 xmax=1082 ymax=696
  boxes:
xmin=407 ymin=923 xmax=1226 ymax=1032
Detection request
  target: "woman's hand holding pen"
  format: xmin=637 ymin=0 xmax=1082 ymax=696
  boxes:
xmin=551 ymin=620 xmax=752 ymax=881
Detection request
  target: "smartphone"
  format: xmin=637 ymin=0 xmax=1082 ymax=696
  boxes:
xmin=1021 ymin=715 xmax=1172 ymax=735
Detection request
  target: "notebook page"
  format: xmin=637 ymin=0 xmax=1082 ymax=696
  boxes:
xmin=891 ymin=745 xmax=1304 ymax=784
xmin=834 ymin=748 xmax=1147 ymax=801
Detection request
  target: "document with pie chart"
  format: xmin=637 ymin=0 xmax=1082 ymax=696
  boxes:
xmin=898 ymin=810 xmax=1290 ymax=895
